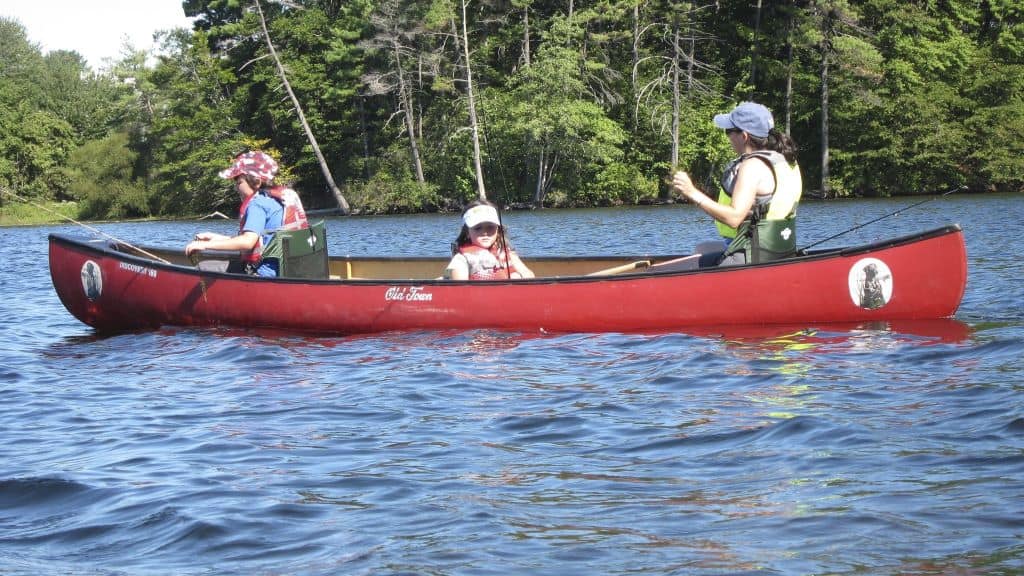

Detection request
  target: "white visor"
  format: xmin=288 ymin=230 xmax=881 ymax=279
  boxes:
xmin=463 ymin=205 xmax=500 ymax=228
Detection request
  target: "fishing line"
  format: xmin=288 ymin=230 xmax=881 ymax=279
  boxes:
xmin=798 ymin=185 xmax=966 ymax=253
xmin=0 ymin=186 xmax=171 ymax=264
xmin=474 ymin=105 xmax=514 ymax=276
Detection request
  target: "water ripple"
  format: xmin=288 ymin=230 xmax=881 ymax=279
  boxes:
xmin=3 ymin=202 xmax=1024 ymax=574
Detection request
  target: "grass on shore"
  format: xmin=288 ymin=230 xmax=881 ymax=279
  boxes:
xmin=0 ymin=200 xmax=81 ymax=227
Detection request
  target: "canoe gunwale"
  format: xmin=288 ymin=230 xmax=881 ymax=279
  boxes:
xmin=48 ymin=223 xmax=964 ymax=286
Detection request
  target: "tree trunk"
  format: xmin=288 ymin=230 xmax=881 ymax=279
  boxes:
xmin=522 ymin=4 xmax=531 ymax=67
xmin=393 ymin=41 xmax=426 ymax=184
xmin=631 ymin=3 xmax=640 ymax=92
xmin=686 ymin=4 xmax=695 ymax=97
xmin=785 ymin=7 xmax=794 ymax=135
xmin=534 ymin=147 xmax=547 ymax=207
xmin=459 ymin=0 xmax=487 ymax=200
xmin=254 ymin=0 xmax=350 ymax=214
xmin=820 ymin=27 xmax=831 ymax=198
xmin=670 ymin=14 xmax=680 ymax=172
xmin=357 ymin=97 xmax=372 ymax=180
xmin=522 ymin=5 xmax=535 ymax=204
xmin=751 ymin=0 xmax=763 ymax=90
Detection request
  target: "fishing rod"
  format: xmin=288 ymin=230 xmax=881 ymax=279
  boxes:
xmin=474 ymin=106 xmax=515 ymax=278
xmin=798 ymin=185 xmax=966 ymax=253
xmin=0 ymin=186 xmax=171 ymax=264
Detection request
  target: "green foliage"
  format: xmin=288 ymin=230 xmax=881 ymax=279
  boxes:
xmin=143 ymin=29 xmax=250 ymax=216
xmin=0 ymin=198 xmax=79 ymax=226
xmin=345 ymin=173 xmax=443 ymax=214
xmin=5 ymin=0 xmax=1024 ymax=224
xmin=0 ymin=17 xmax=46 ymax=105
xmin=0 ymin=18 xmax=71 ymax=198
xmin=39 ymin=51 xmax=132 ymax=142
xmin=676 ymin=100 xmax=738 ymax=186
xmin=963 ymin=45 xmax=1024 ymax=191
xmin=0 ymin=104 xmax=75 ymax=198
xmin=988 ymin=0 xmax=1024 ymax=61
xmin=964 ymin=102 xmax=1024 ymax=192
xmin=483 ymin=21 xmax=630 ymax=207
xmin=584 ymin=162 xmax=659 ymax=206
xmin=64 ymin=132 xmax=149 ymax=219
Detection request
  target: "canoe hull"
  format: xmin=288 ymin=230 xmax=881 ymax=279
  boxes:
xmin=49 ymin=226 xmax=967 ymax=334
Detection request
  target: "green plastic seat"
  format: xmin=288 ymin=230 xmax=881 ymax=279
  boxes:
xmin=261 ymin=220 xmax=328 ymax=279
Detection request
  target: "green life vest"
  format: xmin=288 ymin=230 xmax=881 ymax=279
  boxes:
xmin=719 ymin=151 xmax=802 ymax=264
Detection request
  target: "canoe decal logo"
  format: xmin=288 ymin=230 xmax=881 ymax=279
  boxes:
xmin=848 ymin=258 xmax=893 ymax=310
xmin=81 ymin=260 xmax=103 ymax=301
xmin=385 ymin=286 xmax=433 ymax=302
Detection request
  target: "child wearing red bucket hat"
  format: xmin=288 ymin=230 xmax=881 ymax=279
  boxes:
xmin=186 ymin=151 xmax=308 ymax=277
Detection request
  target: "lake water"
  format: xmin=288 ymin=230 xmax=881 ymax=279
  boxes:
xmin=2 ymin=195 xmax=1023 ymax=574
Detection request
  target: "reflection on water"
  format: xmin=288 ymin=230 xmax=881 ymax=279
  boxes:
xmin=686 ymin=318 xmax=973 ymax=345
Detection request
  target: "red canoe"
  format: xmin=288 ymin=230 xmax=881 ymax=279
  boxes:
xmin=49 ymin=224 xmax=967 ymax=335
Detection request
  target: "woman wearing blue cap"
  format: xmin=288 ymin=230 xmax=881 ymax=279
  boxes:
xmin=672 ymin=102 xmax=802 ymax=267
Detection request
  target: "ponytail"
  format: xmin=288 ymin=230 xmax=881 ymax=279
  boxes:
xmin=767 ymin=128 xmax=799 ymax=164
xmin=748 ymin=129 xmax=799 ymax=164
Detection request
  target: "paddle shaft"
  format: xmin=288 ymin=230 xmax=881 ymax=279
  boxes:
xmin=798 ymin=185 xmax=965 ymax=253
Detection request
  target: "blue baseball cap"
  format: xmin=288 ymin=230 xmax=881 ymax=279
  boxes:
xmin=713 ymin=102 xmax=774 ymax=138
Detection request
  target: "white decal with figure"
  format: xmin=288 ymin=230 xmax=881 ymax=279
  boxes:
xmin=848 ymin=258 xmax=893 ymax=310
xmin=81 ymin=260 xmax=103 ymax=300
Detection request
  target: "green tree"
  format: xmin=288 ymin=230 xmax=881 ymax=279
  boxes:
xmin=0 ymin=104 xmax=75 ymax=198
xmin=38 ymin=51 xmax=133 ymax=143
xmin=630 ymin=1 xmax=730 ymax=194
xmin=487 ymin=17 xmax=633 ymax=207
xmin=64 ymin=132 xmax=149 ymax=218
xmin=961 ymin=0 xmax=1024 ymax=192
xmin=145 ymin=28 xmax=247 ymax=215
xmin=846 ymin=0 xmax=976 ymax=195
xmin=0 ymin=18 xmax=73 ymax=198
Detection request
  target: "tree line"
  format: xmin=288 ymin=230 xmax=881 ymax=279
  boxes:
xmin=1 ymin=0 xmax=1022 ymax=220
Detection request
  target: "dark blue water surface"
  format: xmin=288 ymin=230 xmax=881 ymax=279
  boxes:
xmin=2 ymin=195 xmax=1023 ymax=575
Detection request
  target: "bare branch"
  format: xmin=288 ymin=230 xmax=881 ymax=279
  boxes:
xmin=239 ymin=52 xmax=272 ymax=71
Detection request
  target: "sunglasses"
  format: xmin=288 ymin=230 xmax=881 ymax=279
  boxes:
xmin=471 ymin=223 xmax=499 ymax=235
xmin=725 ymin=128 xmax=743 ymax=135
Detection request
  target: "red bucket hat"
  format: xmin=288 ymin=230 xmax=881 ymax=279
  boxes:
xmin=218 ymin=151 xmax=279 ymax=181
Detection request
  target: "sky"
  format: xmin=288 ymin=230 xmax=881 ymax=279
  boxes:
xmin=0 ymin=0 xmax=195 ymax=70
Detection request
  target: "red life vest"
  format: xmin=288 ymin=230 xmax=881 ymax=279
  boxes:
xmin=238 ymin=187 xmax=309 ymax=264
xmin=459 ymin=245 xmax=519 ymax=280
xmin=268 ymin=186 xmax=309 ymax=231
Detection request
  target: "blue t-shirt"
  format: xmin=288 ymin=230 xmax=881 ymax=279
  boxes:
xmin=241 ymin=192 xmax=284 ymax=277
